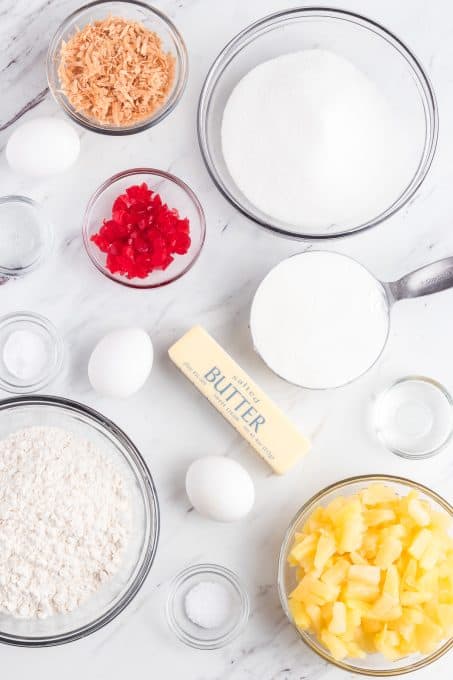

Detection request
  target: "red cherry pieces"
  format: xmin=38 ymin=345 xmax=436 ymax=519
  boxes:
xmin=91 ymin=182 xmax=191 ymax=279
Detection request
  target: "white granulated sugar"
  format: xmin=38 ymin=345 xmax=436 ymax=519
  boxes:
xmin=221 ymin=49 xmax=412 ymax=232
xmin=185 ymin=581 xmax=232 ymax=629
xmin=251 ymin=252 xmax=389 ymax=389
xmin=0 ymin=426 xmax=130 ymax=619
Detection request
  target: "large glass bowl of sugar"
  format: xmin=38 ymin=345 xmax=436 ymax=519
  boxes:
xmin=198 ymin=8 xmax=438 ymax=239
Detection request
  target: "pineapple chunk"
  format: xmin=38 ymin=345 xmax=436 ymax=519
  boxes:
xmin=383 ymin=565 xmax=400 ymax=601
xmin=320 ymin=630 xmax=349 ymax=660
xmin=306 ymin=603 xmax=322 ymax=632
xmin=365 ymin=509 xmax=396 ymax=527
xmin=361 ymin=484 xmax=397 ymax=505
xmin=375 ymin=536 xmax=402 ymax=568
xmin=409 ymin=529 xmax=433 ymax=560
xmin=348 ymin=564 xmax=381 ymax=586
xmin=368 ymin=593 xmax=401 ymax=621
xmin=321 ymin=558 xmax=349 ymax=587
xmin=407 ymin=498 xmax=431 ymax=527
xmin=314 ymin=532 xmax=336 ymax=572
xmin=290 ymin=534 xmax=316 ymax=564
xmin=289 ymin=599 xmax=310 ymax=629
xmin=328 ymin=601 xmax=347 ymax=634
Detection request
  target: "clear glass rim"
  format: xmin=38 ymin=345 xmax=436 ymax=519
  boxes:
xmin=0 ymin=195 xmax=52 ymax=278
xmin=277 ymin=474 xmax=453 ymax=675
xmin=166 ymin=563 xmax=250 ymax=649
xmin=197 ymin=6 xmax=439 ymax=240
xmin=0 ymin=394 xmax=160 ymax=647
xmin=0 ymin=312 xmax=64 ymax=394
xmin=46 ymin=0 xmax=188 ymax=136
xmin=82 ymin=167 xmax=206 ymax=289
xmin=374 ymin=375 xmax=453 ymax=459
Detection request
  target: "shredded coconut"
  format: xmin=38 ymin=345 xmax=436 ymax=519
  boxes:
xmin=58 ymin=16 xmax=175 ymax=127
xmin=0 ymin=426 xmax=130 ymax=619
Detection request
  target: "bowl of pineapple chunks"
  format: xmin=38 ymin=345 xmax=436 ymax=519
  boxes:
xmin=278 ymin=475 xmax=453 ymax=675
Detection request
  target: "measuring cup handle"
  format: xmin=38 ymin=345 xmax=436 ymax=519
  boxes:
xmin=386 ymin=257 xmax=453 ymax=302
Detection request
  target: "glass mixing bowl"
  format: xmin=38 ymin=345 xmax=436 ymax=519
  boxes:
xmin=0 ymin=395 xmax=159 ymax=646
xmin=47 ymin=0 xmax=188 ymax=135
xmin=278 ymin=475 xmax=453 ymax=676
xmin=198 ymin=8 xmax=438 ymax=239
xmin=83 ymin=168 xmax=206 ymax=289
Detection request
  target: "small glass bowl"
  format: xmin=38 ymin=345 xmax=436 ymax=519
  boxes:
xmin=373 ymin=376 xmax=453 ymax=459
xmin=198 ymin=7 xmax=438 ymax=239
xmin=83 ymin=168 xmax=206 ymax=289
xmin=278 ymin=475 xmax=453 ymax=675
xmin=166 ymin=564 xmax=249 ymax=649
xmin=47 ymin=0 xmax=188 ymax=135
xmin=0 ymin=312 xmax=64 ymax=394
xmin=0 ymin=196 xmax=52 ymax=282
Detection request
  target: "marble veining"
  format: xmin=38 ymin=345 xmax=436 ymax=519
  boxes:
xmin=1 ymin=0 xmax=453 ymax=678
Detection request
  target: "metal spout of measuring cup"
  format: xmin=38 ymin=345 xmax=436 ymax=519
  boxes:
xmin=383 ymin=257 xmax=453 ymax=305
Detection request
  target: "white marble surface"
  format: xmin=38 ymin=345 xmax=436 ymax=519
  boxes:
xmin=1 ymin=0 xmax=453 ymax=677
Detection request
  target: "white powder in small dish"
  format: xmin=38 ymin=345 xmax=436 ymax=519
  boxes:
xmin=250 ymin=251 xmax=389 ymax=389
xmin=3 ymin=329 xmax=49 ymax=381
xmin=0 ymin=426 xmax=130 ymax=619
xmin=185 ymin=581 xmax=232 ymax=629
xmin=221 ymin=49 xmax=412 ymax=232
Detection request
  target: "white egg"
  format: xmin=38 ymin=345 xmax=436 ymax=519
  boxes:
xmin=186 ymin=456 xmax=255 ymax=522
xmin=6 ymin=117 xmax=80 ymax=177
xmin=88 ymin=328 xmax=153 ymax=398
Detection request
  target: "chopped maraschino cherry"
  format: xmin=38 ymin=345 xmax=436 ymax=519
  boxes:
xmin=91 ymin=182 xmax=191 ymax=279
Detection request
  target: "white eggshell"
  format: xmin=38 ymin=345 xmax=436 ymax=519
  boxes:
xmin=6 ymin=117 xmax=80 ymax=177
xmin=88 ymin=328 xmax=153 ymax=398
xmin=185 ymin=456 xmax=255 ymax=522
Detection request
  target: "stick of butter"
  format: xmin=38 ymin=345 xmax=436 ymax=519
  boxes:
xmin=168 ymin=326 xmax=310 ymax=474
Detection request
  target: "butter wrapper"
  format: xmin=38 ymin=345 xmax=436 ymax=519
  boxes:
xmin=168 ymin=326 xmax=310 ymax=474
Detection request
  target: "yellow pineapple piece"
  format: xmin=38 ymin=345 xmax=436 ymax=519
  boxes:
xmin=350 ymin=551 xmax=368 ymax=565
xmin=365 ymin=508 xmax=396 ymax=527
xmin=314 ymin=532 xmax=336 ymax=572
xmin=344 ymin=580 xmax=380 ymax=603
xmin=362 ymin=618 xmax=382 ymax=634
xmin=346 ymin=641 xmax=367 ymax=658
xmin=289 ymin=599 xmax=310 ymax=629
xmin=419 ymin=542 xmax=439 ymax=570
xmin=407 ymin=498 xmax=431 ymax=527
xmin=306 ymin=603 xmax=322 ymax=632
xmin=367 ymin=593 xmax=402 ymax=621
xmin=437 ymin=603 xmax=453 ymax=635
xmin=374 ymin=627 xmax=401 ymax=660
xmin=328 ymin=601 xmax=347 ymax=634
xmin=416 ymin=619 xmax=443 ymax=654
xmin=320 ymin=629 xmax=349 ymax=660
xmin=361 ymin=484 xmax=397 ymax=505
xmin=375 ymin=536 xmax=402 ymax=568
xmin=289 ymin=534 xmax=316 ymax=564
xmin=348 ymin=564 xmax=381 ymax=586
xmin=409 ymin=529 xmax=433 ymax=560
xmin=321 ymin=558 xmax=349 ymax=587
xmin=401 ymin=558 xmax=417 ymax=588
xmin=383 ymin=565 xmax=400 ymax=601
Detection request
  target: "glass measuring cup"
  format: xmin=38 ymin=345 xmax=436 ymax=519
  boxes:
xmin=0 ymin=196 xmax=52 ymax=283
xmin=251 ymin=251 xmax=453 ymax=389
